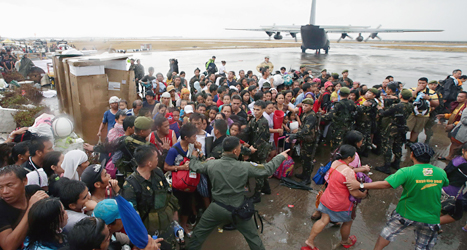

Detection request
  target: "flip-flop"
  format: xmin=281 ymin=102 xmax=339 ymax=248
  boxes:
xmin=310 ymin=214 xmax=322 ymax=220
xmin=300 ymin=246 xmax=319 ymax=250
xmin=341 ymin=235 xmax=357 ymax=249
xmin=462 ymin=227 xmax=467 ymax=232
xmin=438 ymin=157 xmax=447 ymax=161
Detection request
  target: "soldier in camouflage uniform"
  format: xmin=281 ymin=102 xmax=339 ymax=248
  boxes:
xmin=209 ymin=120 xmax=253 ymax=160
xmin=425 ymin=80 xmax=444 ymax=143
xmin=242 ymin=100 xmax=272 ymax=202
xmin=114 ymin=117 xmax=153 ymax=176
xmin=375 ymin=89 xmax=414 ymax=174
xmin=317 ymin=69 xmax=328 ymax=84
xmin=322 ymin=87 xmax=358 ymax=150
xmin=289 ymin=98 xmax=319 ymax=185
xmin=373 ymin=82 xmax=400 ymax=155
xmin=339 ymin=69 xmax=353 ymax=88
xmin=121 ymin=145 xmax=180 ymax=250
xmin=357 ymin=88 xmax=379 ymax=156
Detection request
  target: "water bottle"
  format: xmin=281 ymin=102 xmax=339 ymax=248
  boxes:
xmin=172 ymin=221 xmax=184 ymax=243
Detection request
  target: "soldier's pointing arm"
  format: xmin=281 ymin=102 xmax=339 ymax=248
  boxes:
xmin=247 ymin=154 xmax=286 ymax=178
xmin=189 ymin=158 xmax=209 ymax=174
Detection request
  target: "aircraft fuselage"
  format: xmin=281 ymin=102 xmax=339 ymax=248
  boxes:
xmin=300 ymin=25 xmax=330 ymax=53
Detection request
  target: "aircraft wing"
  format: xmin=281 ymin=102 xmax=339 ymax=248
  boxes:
xmin=326 ymin=28 xmax=443 ymax=33
xmin=226 ymin=27 xmax=301 ymax=33
xmin=226 ymin=25 xmax=372 ymax=33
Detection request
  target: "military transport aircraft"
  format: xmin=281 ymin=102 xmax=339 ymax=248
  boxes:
xmin=227 ymin=0 xmax=443 ymax=54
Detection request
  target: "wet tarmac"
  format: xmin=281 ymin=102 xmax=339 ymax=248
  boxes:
xmin=130 ymin=42 xmax=466 ymax=89
xmin=36 ymin=43 xmax=467 ymax=249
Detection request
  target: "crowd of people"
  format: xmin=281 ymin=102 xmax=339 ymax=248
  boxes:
xmin=0 ymin=55 xmax=466 ymax=250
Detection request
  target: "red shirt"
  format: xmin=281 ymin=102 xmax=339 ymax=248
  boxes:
xmin=216 ymin=99 xmax=224 ymax=107
xmin=320 ymin=160 xmax=357 ymax=212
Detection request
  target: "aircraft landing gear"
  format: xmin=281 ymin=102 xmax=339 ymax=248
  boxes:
xmin=315 ymin=49 xmax=321 ymax=54
xmin=301 ymin=46 xmax=306 ymax=53
xmin=324 ymin=47 xmax=329 ymax=54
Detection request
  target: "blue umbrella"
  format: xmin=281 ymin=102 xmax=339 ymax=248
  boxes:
xmin=115 ymin=195 xmax=148 ymax=248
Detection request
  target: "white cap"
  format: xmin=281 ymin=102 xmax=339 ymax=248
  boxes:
xmin=161 ymin=92 xmax=171 ymax=98
xmin=109 ymin=96 xmax=120 ymax=104
xmin=184 ymin=105 xmax=194 ymax=114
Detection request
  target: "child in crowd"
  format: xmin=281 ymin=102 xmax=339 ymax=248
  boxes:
xmin=107 ymin=110 xmax=127 ymax=143
xmin=179 ymin=99 xmax=188 ymax=121
xmin=208 ymin=106 xmax=218 ymax=123
xmin=119 ymin=100 xmax=128 ymax=113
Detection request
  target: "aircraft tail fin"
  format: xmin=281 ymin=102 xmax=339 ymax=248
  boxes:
xmin=309 ymin=0 xmax=317 ymax=25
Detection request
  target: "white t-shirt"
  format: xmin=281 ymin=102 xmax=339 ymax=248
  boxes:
xmin=218 ymin=65 xmax=226 ymax=75
xmin=263 ymin=112 xmax=274 ymax=142
xmin=27 ymin=168 xmax=48 ymax=187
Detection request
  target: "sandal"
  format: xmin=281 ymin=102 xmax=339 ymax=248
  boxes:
xmin=310 ymin=214 xmax=322 ymax=220
xmin=341 ymin=235 xmax=357 ymax=249
xmin=462 ymin=227 xmax=467 ymax=232
xmin=300 ymin=246 xmax=319 ymax=250
xmin=438 ymin=157 xmax=447 ymax=161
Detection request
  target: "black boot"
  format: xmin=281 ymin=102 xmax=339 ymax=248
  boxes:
xmin=251 ymin=192 xmax=261 ymax=203
xmin=301 ymin=177 xmax=311 ymax=185
xmin=261 ymin=179 xmax=271 ymax=195
xmin=391 ymin=158 xmax=401 ymax=170
xmin=375 ymin=163 xmax=391 ymax=174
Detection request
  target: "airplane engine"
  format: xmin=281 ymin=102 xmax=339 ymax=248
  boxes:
xmin=274 ymin=32 xmax=283 ymax=40
xmin=356 ymin=34 xmax=364 ymax=42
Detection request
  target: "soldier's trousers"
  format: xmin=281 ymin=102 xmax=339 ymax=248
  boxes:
xmin=331 ymin=128 xmax=347 ymax=150
xmin=301 ymin=144 xmax=315 ymax=178
xmin=251 ymin=157 xmax=268 ymax=192
xmin=424 ymin=117 xmax=436 ymax=143
xmin=357 ymin=121 xmax=372 ymax=150
xmin=187 ymin=202 xmax=265 ymax=250
xmin=382 ymin=133 xmax=403 ymax=164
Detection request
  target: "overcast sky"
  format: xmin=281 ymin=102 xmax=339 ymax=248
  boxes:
xmin=2 ymin=0 xmax=465 ymax=41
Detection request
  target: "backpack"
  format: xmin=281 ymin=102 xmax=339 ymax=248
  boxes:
xmin=171 ymin=145 xmax=200 ymax=192
xmin=273 ymin=155 xmax=294 ymax=179
xmin=312 ymin=161 xmax=331 ymax=185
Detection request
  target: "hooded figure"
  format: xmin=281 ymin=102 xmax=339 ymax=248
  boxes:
xmin=62 ymin=150 xmax=89 ymax=180
xmin=18 ymin=54 xmax=35 ymax=77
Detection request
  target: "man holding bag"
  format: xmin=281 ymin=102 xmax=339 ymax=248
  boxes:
xmin=164 ymin=123 xmax=202 ymax=235
xmin=187 ymin=137 xmax=289 ymax=250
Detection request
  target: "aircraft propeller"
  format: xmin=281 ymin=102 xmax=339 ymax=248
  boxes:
xmin=337 ymin=33 xmax=352 ymax=43
xmin=365 ymin=25 xmax=382 ymax=42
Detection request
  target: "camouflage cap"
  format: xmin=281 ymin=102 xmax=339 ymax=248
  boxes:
xmin=321 ymin=68 xmax=327 ymax=72
xmin=428 ymin=80 xmax=438 ymax=85
xmin=302 ymin=98 xmax=314 ymax=105
xmin=401 ymin=89 xmax=412 ymax=100
xmin=340 ymin=87 xmax=350 ymax=95
xmin=369 ymin=88 xmax=380 ymax=95
xmin=331 ymin=73 xmax=339 ymax=77
xmin=134 ymin=116 xmax=153 ymax=130
xmin=342 ymin=69 xmax=349 ymax=74
xmin=262 ymin=82 xmax=271 ymax=88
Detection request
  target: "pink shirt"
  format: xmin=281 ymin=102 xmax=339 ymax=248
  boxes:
xmin=320 ymin=160 xmax=357 ymax=212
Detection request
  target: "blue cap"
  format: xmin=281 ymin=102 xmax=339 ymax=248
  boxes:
xmin=93 ymin=199 xmax=121 ymax=225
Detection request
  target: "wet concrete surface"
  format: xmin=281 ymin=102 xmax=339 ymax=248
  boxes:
xmin=37 ymin=43 xmax=467 ymax=249
xmin=130 ymin=42 xmax=466 ymax=89
xmin=199 ymin=124 xmax=466 ymax=250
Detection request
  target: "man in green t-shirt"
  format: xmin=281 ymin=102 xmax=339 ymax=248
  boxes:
xmin=345 ymin=142 xmax=448 ymax=250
